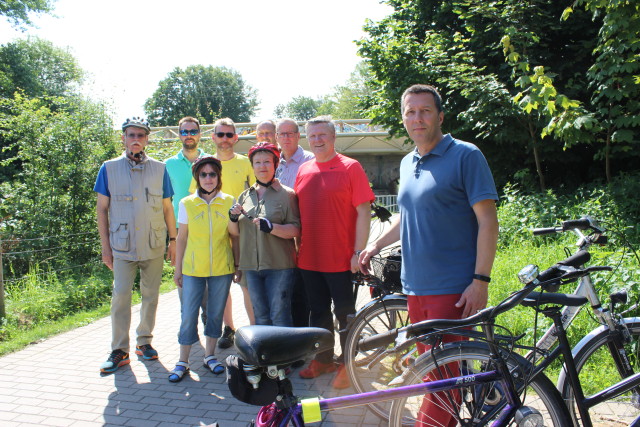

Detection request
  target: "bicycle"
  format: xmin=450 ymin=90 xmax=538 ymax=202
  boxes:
xmin=383 ymin=217 xmax=640 ymax=426
xmin=227 ymin=261 xmax=581 ymax=426
xmin=342 ymin=250 xmax=415 ymax=422
xmin=526 ymin=217 xmax=640 ymax=425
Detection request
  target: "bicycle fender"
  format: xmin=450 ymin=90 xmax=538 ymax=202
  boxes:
xmin=357 ymin=294 xmax=407 ymax=315
xmin=556 ymin=316 xmax=640 ymax=390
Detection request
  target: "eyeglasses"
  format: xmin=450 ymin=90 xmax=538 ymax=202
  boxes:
xmin=199 ymin=172 xmax=218 ymax=178
xmin=277 ymin=132 xmax=298 ymax=138
xmin=180 ymin=129 xmax=199 ymax=136
xmin=126 ymin=132 xmax=147 ymax=139
xmin=216 ymin=132 xmax=235 ymax=138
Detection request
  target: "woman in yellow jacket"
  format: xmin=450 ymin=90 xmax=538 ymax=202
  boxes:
xmin=170 ymin=156 xmax=239 ymax=382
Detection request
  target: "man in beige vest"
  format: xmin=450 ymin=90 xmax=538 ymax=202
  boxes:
xmin=95 ymin=117 xmax=178 ymax=374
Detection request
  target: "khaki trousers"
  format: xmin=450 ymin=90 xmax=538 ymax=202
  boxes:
xmin=111 ymin=256 xmax=164 ymax=352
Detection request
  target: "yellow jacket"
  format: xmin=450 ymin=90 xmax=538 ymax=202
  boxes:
xmin=181 ymin=192 xmax=235 ymax=277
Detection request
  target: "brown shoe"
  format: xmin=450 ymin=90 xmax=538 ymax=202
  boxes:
xmin=331 ymin=364 xmax=350 ymax=389
xmin=299 ymin=359 xmax=337 ymax=379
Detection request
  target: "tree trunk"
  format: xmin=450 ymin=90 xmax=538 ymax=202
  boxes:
xmin=605 ymin=126 xmax=612 ymax=184
xmin=528 ymin=120 xmax=546 ymax=191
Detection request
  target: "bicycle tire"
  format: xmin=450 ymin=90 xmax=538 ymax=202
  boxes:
xmin=559 ymin=318 xmax=640 ymax=425
xmin=388 ymin=341 xmax=571 ymax=426
xmin=343 ymin=298 xmax=416 ymax=422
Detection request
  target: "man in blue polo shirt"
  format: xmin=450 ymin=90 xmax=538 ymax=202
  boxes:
xmin=359 ymin=84 xmax=498 ymax=425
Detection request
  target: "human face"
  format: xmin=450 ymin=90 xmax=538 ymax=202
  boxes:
xmin=306 ymin=122 xmax=336 ymax=162
xmin=402 ymin=92 xmax=444 ymax=150
xmin=121 ymin=126 xmax=148 ymax=155
xmin=197 ymin=164 xmax=219 ymax=194
xmin=179 ymin=121 xmax=200 ymax=150
xmin=256 ymin=123 xmax=276 ymax=144
xmin=251 ymin=151 xmax=276 ymax=183
xmin=212 ymin=124 xmax=238 ymax=152
xmin=276 ymin=122 xmax=300 ymax=157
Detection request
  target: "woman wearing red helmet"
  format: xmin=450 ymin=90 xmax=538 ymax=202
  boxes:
xmin=169 ymin=156 xmax=240 ymax=382
xmin=228 ymin=143 xmax=300 ymax=327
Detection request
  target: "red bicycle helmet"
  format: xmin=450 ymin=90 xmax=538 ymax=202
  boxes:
xmin=248 ymin=142 xmax=281 ymax=169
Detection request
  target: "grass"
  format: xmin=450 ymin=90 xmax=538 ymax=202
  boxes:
xmin=0 ymin=263 xmax=176 ymax=357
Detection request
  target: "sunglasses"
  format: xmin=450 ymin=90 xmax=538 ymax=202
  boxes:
xmin=180 ymin=129 xmax=199 ymax=136
xmin=216 ymin=132 xmax=235 ymax=138
xmin=199 ymin=172 xmax=218 ymax=178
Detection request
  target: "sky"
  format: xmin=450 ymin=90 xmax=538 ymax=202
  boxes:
xmin=0 ymin=0 xmax=392 ymax=124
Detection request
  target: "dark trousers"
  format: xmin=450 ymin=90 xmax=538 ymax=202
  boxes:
xmin=300 ymin=269 xmax=355 ymax=364
xmin=291 ymin=268 xmax=310 ymax=328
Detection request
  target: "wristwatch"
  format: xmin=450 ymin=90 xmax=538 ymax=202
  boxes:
xmin=473 ymin=274 xmax=491 ymax=283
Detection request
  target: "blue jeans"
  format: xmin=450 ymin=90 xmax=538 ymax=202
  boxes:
xmin=245 ymin=268 xmax=294 ymax=326
xmin=178 ymin=274 xmax=232 ymax=345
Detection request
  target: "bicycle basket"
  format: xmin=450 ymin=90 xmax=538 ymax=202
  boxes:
xmin=371 ymin=250 xmax=403 ymax=294
xmin=225 ymin=355 xmax=279 ymax=406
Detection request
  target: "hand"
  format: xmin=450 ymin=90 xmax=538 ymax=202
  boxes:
xmin=229 ymin=204 xmax=242 ymax=222
xmin=358 ymin=243 xmax=380 ymax=274
xmin=166 ymin=240 xmax=176 ymax=266
xmin=455 ymin=280 xmax=489 ymax=318
xmin=234 ymin=269 xmax=242 ymax=282
xmin=101 ymin=246 xmax=113 ymax=271
xmin=174 ymin=272 xmax=183 ymax=288
xmin=350 ymin=253 xmax=360 ymax=273
xmin=254 ymin=217 xmax=273 ymax=233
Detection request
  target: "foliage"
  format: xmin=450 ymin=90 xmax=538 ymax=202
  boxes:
xmin=319 ymin=62 xmax=374 ymax=119
xmin=0 ymin=0 xmax=55 ymax=28
xmin=0 ymin=93 xmax=118 ymax=276
xmin=0 ymin=37 xmax=83 ymax=99
xmin=0 ymin=262 xmax=176 ymax=351
xmin=274 ymin=96 xmax=326 ymax=121
xmin=497 ymin=173 xmax=640 ymax=250
xmin=144 ymin=65 xmax=258 ymax=126
xmin=357 ymin=0 xmax=639 ymax=189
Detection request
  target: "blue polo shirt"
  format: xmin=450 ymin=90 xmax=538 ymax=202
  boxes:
xmin=397 ymin=134 xmax=498 ymax=296
xmin=165 ymin=148 xmax=208 ymax=226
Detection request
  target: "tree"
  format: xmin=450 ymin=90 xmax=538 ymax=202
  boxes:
xmin=0 ymin=93 xmax=118 ymax=275
xmin=144 ymin=65 xmax=258 ymax=126
xmin=356 ymin=0 xmax=632 ymax=190
xmin=0 ymin=37 xmax=83 ymax=99
xmin=0 ymin=0 xmax=55 ymax=28
xmin=274 ymin=96 xmax=325 ymax=120
xmin=320 ymin=62 xmax=374 ymax=119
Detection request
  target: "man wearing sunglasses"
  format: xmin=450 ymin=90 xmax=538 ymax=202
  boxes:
xmin=210 ymin=117 xmax=256 ymax=349
xmin=166 ymin=117 xmax=211 ymax=227
xmin=166 ymin=117 xmax=212 ymax=325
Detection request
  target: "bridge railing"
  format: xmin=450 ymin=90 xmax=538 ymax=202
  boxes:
xmin=148 ymin=119 xmax=387 ymax=143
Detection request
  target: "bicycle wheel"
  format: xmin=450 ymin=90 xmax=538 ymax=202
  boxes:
xmin=389 ymin=341 xmax=571 ymax=426
xmin=559 ymin=319 xmax=640 ymax=426
xmin=343 ymin=298 xmax=417 ymax=422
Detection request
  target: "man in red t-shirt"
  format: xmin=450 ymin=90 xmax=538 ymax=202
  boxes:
xmin=294 ymin=116 xmax=374 ymax=389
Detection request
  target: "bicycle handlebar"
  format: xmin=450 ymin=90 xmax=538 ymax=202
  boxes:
xmin=358 ymin=253 xmax=610 ymax=352
xmin=532 ymin=216 xmax=605 ymax=236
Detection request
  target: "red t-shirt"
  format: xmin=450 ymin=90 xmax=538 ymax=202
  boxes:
xmin=294 ymin=154 xmax=375 ymax=272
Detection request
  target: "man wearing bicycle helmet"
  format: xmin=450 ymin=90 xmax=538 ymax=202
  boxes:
xmin=359 ymin=85 xmax=499 ymax=426
xmin=95 ymin=116 xmax=178 ymax=374
xmin=295 ymin=116 xmax=375 ymax=389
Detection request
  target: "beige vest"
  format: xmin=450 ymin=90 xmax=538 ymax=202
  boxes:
xmin=105 ymin=154 xmax=167 ymax=261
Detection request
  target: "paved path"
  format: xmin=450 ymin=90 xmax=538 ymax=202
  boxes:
xmin=0 ymin=284 xmax=385 ymax=427
xmin=0 ymin=219 xmax=397 ymax=427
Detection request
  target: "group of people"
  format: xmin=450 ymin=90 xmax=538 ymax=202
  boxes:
xmin=95 ymin=84 xmax=499 ymax=422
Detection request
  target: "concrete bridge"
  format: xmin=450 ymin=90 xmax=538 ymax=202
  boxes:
xmin=148 ymin=119 xmax=413 ymax=194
